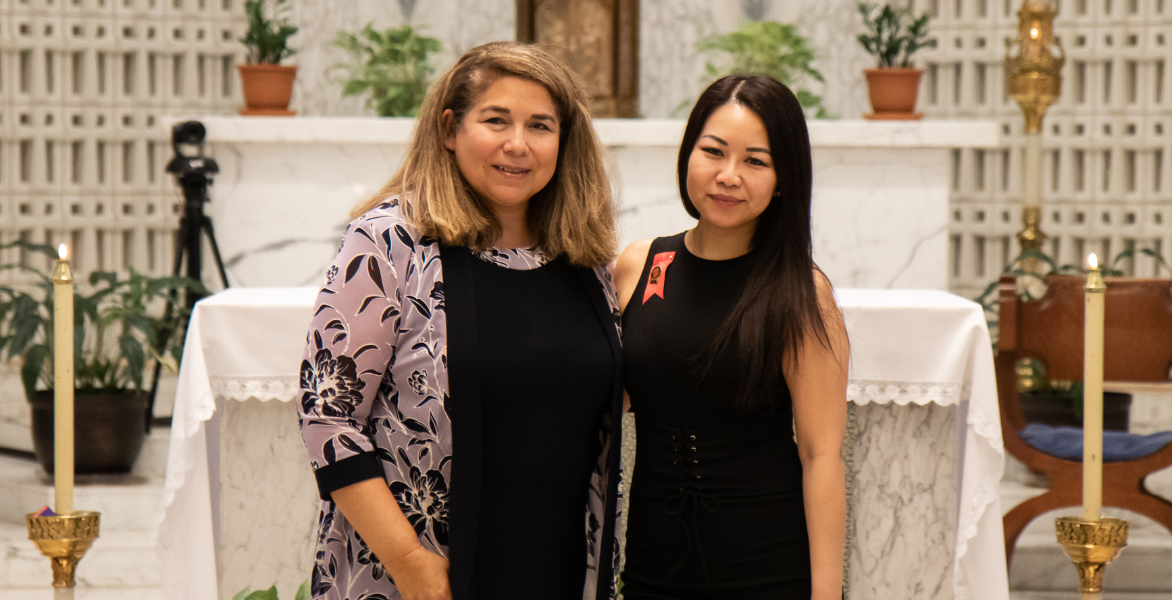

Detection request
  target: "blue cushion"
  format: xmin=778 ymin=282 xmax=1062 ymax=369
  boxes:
xmin=1020 ymin=423 xmax=1172 ymax=462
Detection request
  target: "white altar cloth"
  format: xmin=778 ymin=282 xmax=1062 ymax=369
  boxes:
xmin=160 ymin=287 xmax=1007 ymax=600
xmin=837 ymin=289 xmax=1007 ymax=600
xmin=159 ymin=287 xmax=318 ymax=600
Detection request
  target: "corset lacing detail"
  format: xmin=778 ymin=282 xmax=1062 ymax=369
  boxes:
xmin=661 ymin=430 xmax=721 ymax=581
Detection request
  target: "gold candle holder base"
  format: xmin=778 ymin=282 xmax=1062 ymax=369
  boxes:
xmin=25 ymin=511 xmax=101 ymax=588
xmin=1055 ymin=516 xmax=1128 ymax=594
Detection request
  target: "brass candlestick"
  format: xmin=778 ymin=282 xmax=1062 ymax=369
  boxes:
xmin=26 ymin=511 xmax=101 ymax=588
xmin=1006 ymin=0 xmax=1064 ymax=259
xmin=1055 ymin=517 xmax=1128 ymax=596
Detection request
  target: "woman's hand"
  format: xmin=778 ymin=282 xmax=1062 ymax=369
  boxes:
xmin=385 ymin=545 xmax=452 ymax=600
xmin=331 ymin=478 xmax=452 ymax=600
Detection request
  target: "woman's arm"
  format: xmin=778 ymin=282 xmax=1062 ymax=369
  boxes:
xmin=331 ymin=481 xmax=451 ymax=600
xmin=298 ymin=214 xmax=451 ymax=600
xmin=613 ymin=239 xmax=652 ymax=314
xmin=612 ymin=239 xmax=652 ymax=413
xmin=785 ymin=271 xmax=849 ymax=600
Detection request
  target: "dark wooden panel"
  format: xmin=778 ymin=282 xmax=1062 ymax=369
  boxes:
xmin=515 ymin=0 xmax=639 ymax=117
xmin=1005 ymin=275 xmax=1172 ymax=382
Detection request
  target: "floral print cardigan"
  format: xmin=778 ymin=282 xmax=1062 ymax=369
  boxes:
xmin=297 ymin=198 xmax=622 ymax=600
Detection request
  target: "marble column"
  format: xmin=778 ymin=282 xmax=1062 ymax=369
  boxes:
xmin=847 ymin=402 xmax=959 ymax=600
xmin=210 ymin=398 xmax=321 ymax=600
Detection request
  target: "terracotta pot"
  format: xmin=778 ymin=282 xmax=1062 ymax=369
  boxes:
xmin=30 ymin=390 xmax=149 ymax=474
xmin=238 ymin=64 xmax=297 ymax=116
xmin=864 ymin=67 xmax=923 ymax=120
xmin=1018 ymin=390 xmax=1132 ymax=431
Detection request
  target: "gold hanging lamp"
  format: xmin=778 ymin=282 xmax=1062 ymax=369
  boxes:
xmin=1005 ymin=0 xmax=1064 ymax=252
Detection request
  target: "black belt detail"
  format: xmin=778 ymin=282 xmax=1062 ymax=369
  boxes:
xmin=661 ymin=431 xmax=722 ymax=582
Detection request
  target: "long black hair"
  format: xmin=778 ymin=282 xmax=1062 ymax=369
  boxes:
xmin=680 ymin=74 xmax=830 ymax=411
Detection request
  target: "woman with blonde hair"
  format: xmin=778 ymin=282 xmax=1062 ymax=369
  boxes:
xmin=297 ymin=41 xmax=622 ymax=600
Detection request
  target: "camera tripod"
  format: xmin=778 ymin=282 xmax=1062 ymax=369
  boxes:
xmin=146 ymin=121 xmax=230 ymax=432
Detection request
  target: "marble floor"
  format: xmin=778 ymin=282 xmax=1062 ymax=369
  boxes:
xmin=1002 ymin=455 xmax=1172 ymax=596
xmin=0 ymin=431 xmax=167 ymax=599
xmin=1 ymin=432 xmax=1172 ymax=599
xmin=4 ymin=589 xmax=164 ymax=600
xmin=2 ymin=589 xmax=1165 ymax=600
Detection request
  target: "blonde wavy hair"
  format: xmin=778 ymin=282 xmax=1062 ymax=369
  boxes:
xmin=353 ymin=41 xmax=616 ymax=268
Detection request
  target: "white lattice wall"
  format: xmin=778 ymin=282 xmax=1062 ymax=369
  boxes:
xmin=913 ymin=0 xmax=1172 ymax=297
xmin=4 ymin=0 xmax=1171 ymax=299
xmin=0 ymin=0 xmax=246 ymax=286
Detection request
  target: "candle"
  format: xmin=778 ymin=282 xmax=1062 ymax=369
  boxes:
xmin=1083 ymin=252 xmax=1105 ymax=522
xmin=1023 ymin=134 xmax=1043 ymax=209
xmin=53 ymin=244 xmax=74 ymax=515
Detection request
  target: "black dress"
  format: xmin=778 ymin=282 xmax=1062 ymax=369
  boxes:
xmin=621 ymin=233 xmax=812 ymax=599
xmin=468 ymin=252 xmax=614 ymax=600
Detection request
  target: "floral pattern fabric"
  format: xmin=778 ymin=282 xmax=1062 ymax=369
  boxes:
xmin=297 ymin=197 xmax=620 ymax=600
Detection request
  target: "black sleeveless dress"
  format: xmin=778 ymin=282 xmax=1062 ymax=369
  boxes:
xmin=621 ymin=233 xmax=812 ymax=599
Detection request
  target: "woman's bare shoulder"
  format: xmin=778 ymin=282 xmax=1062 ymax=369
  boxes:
xmin=614 ymin=240 xmax=654 ymax=313
xmin=812 ymin=268 xmax=834 ymax=296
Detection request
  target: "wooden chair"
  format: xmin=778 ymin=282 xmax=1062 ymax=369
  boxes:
xmin=996 ymin=274 xmax=1172 ymax=567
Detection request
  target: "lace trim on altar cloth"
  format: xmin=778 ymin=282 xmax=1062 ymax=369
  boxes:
xmin=209 ymin=377 xmax=976 ymax=407
xmin=209 ymin=376 xmax=299 ymax=402
xmin=847 ymin=379 xmax=969 ymax=406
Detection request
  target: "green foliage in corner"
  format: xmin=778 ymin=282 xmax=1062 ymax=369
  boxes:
xmin=332 ymin=23 xmax=443 ymax=117
xmin=0 ymin=241 xmax=205 ymax=399
xmin=693 ymin=21 xmax=830 ymax=119
xmin=233 ymin=580 xmax=309 ymax=600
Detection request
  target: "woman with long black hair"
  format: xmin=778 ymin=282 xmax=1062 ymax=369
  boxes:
xmin=615 ymin=74 xmax=849 ymax=599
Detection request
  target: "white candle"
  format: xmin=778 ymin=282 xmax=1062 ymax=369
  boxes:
xmin=1023 ymin=134 xmax=1043 ymax=208
xmin=53 ymin=244 xmax=74 ymax=515
xmin=1083 ymin=252 xmax=1105 ymax=522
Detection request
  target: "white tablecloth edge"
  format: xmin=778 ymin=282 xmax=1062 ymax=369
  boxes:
xmin=159 ymin=308 xmax=220 ymax=600
xmin=951 ymin=310 xmax=1009 ymax=600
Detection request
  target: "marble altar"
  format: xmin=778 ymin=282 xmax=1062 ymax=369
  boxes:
xmin=161 ymin=287 xmax=1008 ymax=600
xmin=170 ymin=117 xmax=997 ymax=292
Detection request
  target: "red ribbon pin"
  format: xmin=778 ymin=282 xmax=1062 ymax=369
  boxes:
xmin=642 ymin=251 xmax=676 ymax=304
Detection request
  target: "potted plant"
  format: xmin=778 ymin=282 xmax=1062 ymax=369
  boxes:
xmin=693 ymin=20 xmax=830 ymax=119
xmin=331 ymin=23 xmax=442 ymax=117
xmin=1016 ymin=376 xmax=1132 ymax=431
xmin=856 ymin=2 xmax=934 ymax=119
xmin=0 ymin=242 xmax=204 ymax=474
xmin=238 ymin=0 xmax=299 ymax=116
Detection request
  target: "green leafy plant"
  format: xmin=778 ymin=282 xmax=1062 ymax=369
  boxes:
xmin=240 ymin=0 xmax=299 ymax=64
xmin=692 ymin=21 xmax=830 ymax=118
xmin=0 ymin=241 xmax=205 ymax=400
xmin=856 ymin=2 xmax=934 ymax=68
xmin=234 ymin=580 xmax=310 ymax=600
xmin=332 ymin=23 xmax=443 ymax=117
